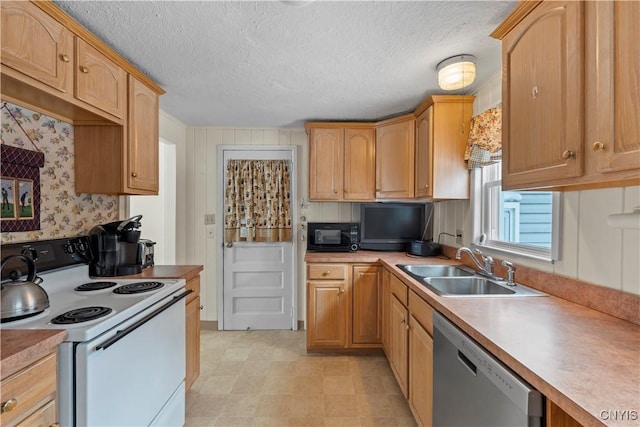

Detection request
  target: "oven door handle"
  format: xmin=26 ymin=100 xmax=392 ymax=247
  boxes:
xmin=95 ymin=289 xmax=192 ymax=351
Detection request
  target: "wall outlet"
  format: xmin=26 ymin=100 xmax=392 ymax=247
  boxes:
xmin=456 ymin=229 xmax=463 ymax=245
xmin=206 ymin=225 xmax=215 ymax=239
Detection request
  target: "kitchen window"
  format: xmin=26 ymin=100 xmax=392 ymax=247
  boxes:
xmin=474 ymin=163 xmax=560 ymax=261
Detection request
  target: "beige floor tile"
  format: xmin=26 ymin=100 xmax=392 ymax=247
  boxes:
xmin=221 ymin=394 xmax=262 ymax=416
xmin=324 ymin=416 xmax=362 ymax=426
xmin=289 ymin=394 xmax=326 ymax=418
xmin=323 ymin=376 xmax=355 ymax=395
xmin=324 ymin=395 xmax=358 ymax=418
xmin=187 ymin=331 xmax=414 ymax=426
xmin=293 ymin=375 xmax=324 ymax=394
xmin=214 ymin=415 xmax=254 ymax=426
xmin=263 ymin=376 xmax=295 ymax=395
xmin=352 ymin=376 xmax=385 ymax=394
xmin=230 ymin=375 xmax=266 ymax=394
xmin=255 ymin=394 xmax=294 ymax=417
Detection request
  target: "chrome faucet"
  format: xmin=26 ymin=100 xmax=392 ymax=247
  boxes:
xmin=502 ymin=260 xmax=517 ymax=286
xmin=455 ymin=247 xmax=497 ymax=279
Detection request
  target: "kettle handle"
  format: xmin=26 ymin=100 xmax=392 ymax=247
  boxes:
xmin=116 ymin=215 xmax=143 ymax=232
xmin=1 ymin=254 xmax=37 ymax=283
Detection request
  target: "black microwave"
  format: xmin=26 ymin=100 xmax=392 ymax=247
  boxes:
xmin=307 ymin=222 xmax=359 ymax=252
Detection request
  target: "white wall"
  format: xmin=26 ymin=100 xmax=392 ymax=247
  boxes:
xmin=433 ymin=73 xmax=640 ymax=296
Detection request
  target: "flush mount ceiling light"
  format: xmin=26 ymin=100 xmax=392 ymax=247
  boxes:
xmin=437 ymin=54 xmax=477 ymax=91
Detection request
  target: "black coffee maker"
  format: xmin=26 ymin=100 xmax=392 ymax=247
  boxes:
xmin=88 ymin=215 xmax=143 ymax=277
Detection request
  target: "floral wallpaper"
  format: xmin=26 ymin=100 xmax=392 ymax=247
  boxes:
xmin=1 ymin=101 xmax=119 ymax=243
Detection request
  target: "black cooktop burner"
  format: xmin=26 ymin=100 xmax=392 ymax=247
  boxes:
xmin=75 ymin=281 xmax=118 ymax=291
xmin=51 ymin=306 xmax=113 ymax=324
xmin=113 ymin=281 xmax=164 ymax=295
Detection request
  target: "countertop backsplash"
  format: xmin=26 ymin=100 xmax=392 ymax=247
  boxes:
xmin=1 ymin=101 xmax=119 ymax=244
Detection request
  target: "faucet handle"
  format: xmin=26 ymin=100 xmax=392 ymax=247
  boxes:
xmin=502 ymin=260 xmax=517 ymax=286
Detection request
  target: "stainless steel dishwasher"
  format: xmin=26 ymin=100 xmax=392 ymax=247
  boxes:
xmin=433 ymin=312 xmax=544 ymax=427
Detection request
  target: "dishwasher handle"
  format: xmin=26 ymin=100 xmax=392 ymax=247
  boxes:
xmin=457 ymin=350 xmax=477 ymax=376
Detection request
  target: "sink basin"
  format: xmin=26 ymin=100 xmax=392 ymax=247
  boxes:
xmin=397 ymin=264 xmax=474 ymax=278
xmin=423 ymin=277 xmax=546 ymax=297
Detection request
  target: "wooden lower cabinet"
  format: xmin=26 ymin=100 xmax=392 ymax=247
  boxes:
xmin=307 ymin=280 xmax=349 ymax=349
xmin=306 ymin=263 xmax=382 ymax=350
xmin=352 ymin=265 xmax=382 ymax=344
xmin=185 ymin=275 xmax=201 ymax=392
xmin=0 ymin=352 xmax=58 ymax=427
xmin=409 ymin=314 xmax=433 ymax=427
xmin=389 ymin=294 xmax=409 ymax=398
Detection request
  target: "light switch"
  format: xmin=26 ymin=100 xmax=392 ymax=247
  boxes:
xmin=204 ymin=214 xmax=215 ymax=225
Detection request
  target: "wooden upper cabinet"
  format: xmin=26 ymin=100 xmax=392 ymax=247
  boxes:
xmin=308 ymin=127 xmax=344 ymax=200
xmin=586 ymin=1 xmax=640 ymax=176
xmin=414 ymin=96 xmax=473 ymax=200
xmin=76 ymin=38 xmax=127 ymax=119
xmin=415 ymin=107 xmax=433 ymax=199
xmin=376 ymin=115 xmax=416 ymax=199
xmin=344 ymin=128 xmax=375 ymax=200
xmin=1 ymin=1 xmax=73 ymax=95
xmin=307 ymin=124 xmax=375 ymax=201
xmin=128 ymin=75 xmax=159 ymax=193
xmin=499 ymin=0 xmax=584 ymax=190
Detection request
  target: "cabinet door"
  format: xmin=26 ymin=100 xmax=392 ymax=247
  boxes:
xmin=376 ymin=117 xmax=416 ymax=199
xmin=409 ymin=315 xmax=433 ymax=427
xmin=76 ymin=38 xmax=127 ymax=119
xmin=389 ymin=295 xmax=409 ymax=398
xmin=344 ymin=128 xmax=375 ymax=200
xmin=185 ymin=295 xmax=200 ymax=392
xmin=501 ymin=1 xmax=583 ymax=190
xmin=128 ymin=75 xmax=159 ymax=193
xmin=587 ymin=1 xmax=640 ymax=175
xmin=415 ymin=107 xmax=433 ymax=198
xmin=1 ymin=1 xmax=73 ymax=94
xmin=309 ymin=128 xmax=344 ymax=200
xmin=307 ymin=280 xmax=348 ymax=349
xmin=381 ymin=269 xmax=390 ymax=355
xmin=352 ymin=265 xmax=382 ymax=345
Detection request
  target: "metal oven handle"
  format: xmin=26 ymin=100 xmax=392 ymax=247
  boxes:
xmin=95 ymin=289 xmax=192 ymax=351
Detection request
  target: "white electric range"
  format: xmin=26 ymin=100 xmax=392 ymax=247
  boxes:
xmin=1 ymin=237 xmax=188 ymax=427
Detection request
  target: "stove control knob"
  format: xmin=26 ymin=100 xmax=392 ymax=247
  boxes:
xmin=21 ymin=247 xmax=38 ymax=261
xmin=64 ymin=243 xmax=75 ymax=254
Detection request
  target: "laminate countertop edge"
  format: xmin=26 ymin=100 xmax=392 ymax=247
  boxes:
xmin=306 ymin=251 xmax=640 ymax=427
xmin=1 ymin=329 xmax=67 ymax=378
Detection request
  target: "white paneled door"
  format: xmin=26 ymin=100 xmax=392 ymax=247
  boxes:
xmin=221 ymin=148 xmax=296 ymax=330
xmin=223 ymin=242 xmax=293 ymax=330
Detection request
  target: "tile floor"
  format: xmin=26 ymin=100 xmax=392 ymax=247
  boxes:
xmin=186 ymin=329 xmax=417 ymax=427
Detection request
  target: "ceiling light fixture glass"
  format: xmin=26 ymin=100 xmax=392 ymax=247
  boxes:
xmin=436 ymin=54 xmax=477 ymax=91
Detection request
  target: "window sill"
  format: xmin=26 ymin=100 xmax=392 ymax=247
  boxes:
xmin=472 ymin=241 xmax=556 ymax=263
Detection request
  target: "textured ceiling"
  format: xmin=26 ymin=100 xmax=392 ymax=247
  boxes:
xmin=54 ymin=1 xmax=517 ymax=128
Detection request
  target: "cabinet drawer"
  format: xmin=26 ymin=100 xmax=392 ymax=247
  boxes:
xmin=390 ymin=274 xmax=408 ymax=306
xmin=16 ymin=399 xmax=56 ymax=427
xmin=0 ymin=353 xmax=56 ymax=426
xmin=307 ymin=264 xmax=347 ymax=280
xmin=185 ymin=276 xmax=201 ymax=304
xmin=409 ymin=290 xmax=434 ymax=336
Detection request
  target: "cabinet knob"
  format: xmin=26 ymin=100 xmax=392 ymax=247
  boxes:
xmin=131 ymin=172 xmax=138 ymax=177
xmin=531 ymin=85 xmax=539 ymax=99
xmin=592 ymin=141 xmax=605 ymax=152
xmin=199 ymin=305 xmax=204 ymax=310
xmin=1 ymin=398 xmax=17 ymax=413
xmin=59 ymin=54 xmax=70 ymax=63
xmin=561 ymin=150 xmax=575 ymax=160
xmin=400 ymin=317 xmax=405 ymax=324
xmin=406 ymin=324 xmax=410 ymax=331
xmin=322 ymin=271 xmax=330 ymax=276
xmin=424 ymin=184 xmax=429 ymax=189
xmin=79 ymin=65 xmax=89 ymax=74
xmin=338 ymin=288 xmax=345 ymax=294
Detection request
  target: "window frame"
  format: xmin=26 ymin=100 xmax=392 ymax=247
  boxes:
xmin=471 ymin=165 xmax=561 ymax=262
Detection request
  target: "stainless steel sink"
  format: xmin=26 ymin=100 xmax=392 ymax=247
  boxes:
xmin=424 ymin=277 xmax=546 ymax=297
xmin=397 ymin=264 xmax=474 ymax=278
